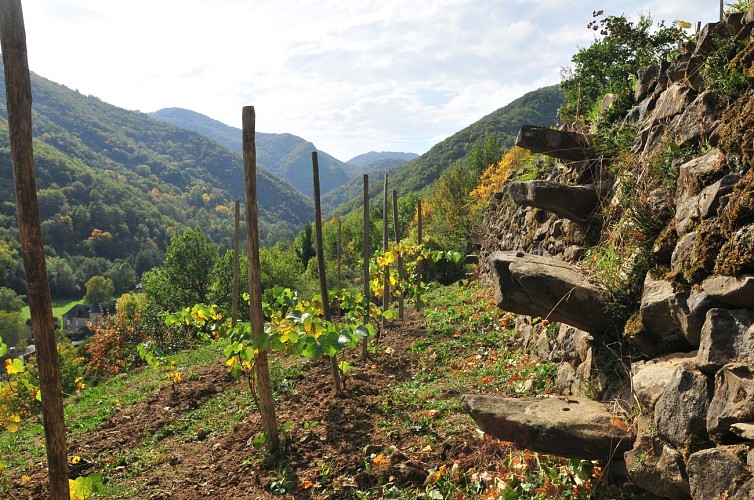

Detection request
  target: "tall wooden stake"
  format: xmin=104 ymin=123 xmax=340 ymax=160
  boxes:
xmin=381 ymin=173 xmax=389 ymax=330
xmin=231 ymin=199 xmax=240 ymax=327
xmin=312 ymin=152 xmax=342 ymax=393
xmin=242 ymin=106 xmax=279 ymax=451
xmin=0 ymin=0 xmax=70 ymax=500
xmin=392 ymin=190 xmax=404 ymax=320
xmin=416 ymin=199 xmax=423 ymax=311
xmin=336 ymin=218 xmax=342 ymax=294
xmin=362 ymin=174 xmax=370 ymax=359
xmin=0 ymin=2 xmax=69 ymax=498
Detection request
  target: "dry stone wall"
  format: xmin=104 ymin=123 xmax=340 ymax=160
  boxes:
xmin=468 ymin=7 xmax=754 ymax=498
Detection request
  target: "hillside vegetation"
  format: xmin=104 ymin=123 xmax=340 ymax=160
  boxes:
xmin=151 ymin=107 xmax=352 ymax=198
xmin=322 ymin=85 xmax=563 ymax=212
xmin=0 ymin=68 xmax=311 ymax=297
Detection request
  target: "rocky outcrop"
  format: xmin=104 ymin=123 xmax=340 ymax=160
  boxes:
xmin=490 ymin=251 xmax=613 ymax=335
xmin=461 ymin=394 xmax=633 ymax=461
xmin=472 ymin=6 xmax=754 ymax=498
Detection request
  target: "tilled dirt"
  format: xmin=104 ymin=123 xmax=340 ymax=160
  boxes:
xmin=7 ymin=319 xmax=499 ymax=499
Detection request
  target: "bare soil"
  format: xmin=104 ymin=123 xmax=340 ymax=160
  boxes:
xmin=8 ymin=317 xmax=499 ymax=499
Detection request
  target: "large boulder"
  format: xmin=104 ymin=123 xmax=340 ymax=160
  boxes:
xmin=696 ymin=309 xmax=754 ymax=374
xmin=631 ymin=352 xmax=697 ymax=412
xmin=490 ymin=251 xmax=614 ymax=335
xmin=675 ymin=148 xmax=724 ymax=210
xmin=702 ymin=275 xmax=754 ymax=309
xmin=461 ymin=394 xmax=633 ymax=461
xmin=625 ymin=416 xmax=690 ymax=499
xmin=654 ymin=364 xmax=713 ymax=452
xmin=639 ymin=275 xmax=695 ymax=350
xmin=687 ymin=445 xmax=750 ymax=500
xmin=507 ymin=181 xmax=599 ymax=223
xmin=707 ymin=364 xmax=754 ymax=443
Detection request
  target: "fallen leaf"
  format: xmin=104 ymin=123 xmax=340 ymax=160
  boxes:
xmin=610 ymin=418 xmax=629 ymax=431
xmin=423 ymin=465 xmax=446 ymax=486
xmin=299 ymin=480 xmax=314 ymax=489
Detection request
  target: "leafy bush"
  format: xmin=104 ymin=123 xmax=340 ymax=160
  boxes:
xmin=561 ymin=11 xmax=688 ymax=123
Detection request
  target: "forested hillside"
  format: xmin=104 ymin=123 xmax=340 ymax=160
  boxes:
xmin=322 ymin=85 xmax=563 ymax=211
xmin=151 ymin=107 xmax=351 ymax=198
xmin=0 ymin=68 xmax=311 ymax=297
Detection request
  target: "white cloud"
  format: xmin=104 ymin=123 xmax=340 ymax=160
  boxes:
xmin=20 ymin=0 xmax=721 ymax=160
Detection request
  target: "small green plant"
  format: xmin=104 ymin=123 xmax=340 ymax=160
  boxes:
xmin=137 ymin=342 xmax=182 ymax=390
xmin=269 ymin=465 xmax=294 ymax=494
xmin=701 ymin=30 xmax=751 ymax=95
xmin=69 ymin=473 xmax=104 ymax=500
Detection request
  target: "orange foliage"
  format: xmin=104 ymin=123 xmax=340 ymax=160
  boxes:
xmin=471 ymin=146 xmax=532 ymax=202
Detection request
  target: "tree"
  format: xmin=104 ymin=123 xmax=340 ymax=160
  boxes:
xmin=0 ymin=310 xmax=25 ymax=348
xmin=560 ymin=11 xmax=687 ymax=122
xmin=295 ymin=223 xmax=316 ymax=270
xmin=46 ymin=256 xmax=81 ymax=298
xmin=0 ymin=286 xmax=25 ymax=312
xmin=83 ymin=275 xmax=115 ymax=304
xmin=142 ymin=227 xmax=218 ymax=311
xmin=105 ymin=260 xmax=138 ymax=294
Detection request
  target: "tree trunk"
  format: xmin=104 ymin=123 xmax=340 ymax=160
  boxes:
xmin=242 ymin=106 xmax=279 ymax=451
xmin=0 ymin=1 xmax=69 ymax=497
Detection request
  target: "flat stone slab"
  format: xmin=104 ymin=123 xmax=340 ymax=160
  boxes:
xmin=508 ymin=180 xmax=599 ymax=223
xmin=461 ymin=394 xmax=634 ymax=461
xmin=702 ymin=275 xmax=754 ymax=308
xmin=490 ymin=251 xmax=614 ymax=335
xmin=515 ymin=125 xmax=593 ymax=162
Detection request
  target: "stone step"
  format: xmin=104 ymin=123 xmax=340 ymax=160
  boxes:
xmin=490 ymin=251 xmax=614 ymax=335
xmin=515 ymin=125 xmax=593 ymax=162
xmin=507 ymin=180 xmax=599 ymax=223
xmin=461 ymin=394 xmax=634 ymax=461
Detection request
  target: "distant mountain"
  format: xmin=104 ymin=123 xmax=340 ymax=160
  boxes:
xmin=324 ymin=85 xmax=563 ymax=213
xmin=151 ymin=108 xmax=351 ymax=198
xmin=347 ymin=151 xmax=418 ymax=167
xmin=0 ymin=68 xmax=311 ymax=295
xmin=343 ymin=151 xmax=418 ymax=177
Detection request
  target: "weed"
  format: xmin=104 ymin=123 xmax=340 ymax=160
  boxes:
xmin=269 ymin=465 xmax=295 ymax=494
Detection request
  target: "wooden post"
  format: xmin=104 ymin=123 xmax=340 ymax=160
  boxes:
xmin=362 ymin=174 xmax=370 ymax=359
xmin=312 ymin=152 xmax=342 ymax=393
xmin=336 ymin=218 xmax=342 ymax=294
xmin=392 ymin=190 xmax=404 ymax=320
xmin=242 ymin=106 xmax=279 ymax=451
xmin=416 ymin=199 xmax=423 ymax=311
xmin=0 ymin=2 xmax=69 ymax=497
xmin=381 ymin=173 xmax=389 ymax=330
xmin=231 ymin=199 xmax=240 ymax=327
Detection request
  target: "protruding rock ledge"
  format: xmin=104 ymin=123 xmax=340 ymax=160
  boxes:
xmin=461 ymin=394 xmax=634 ymax=461
xmin=515 ymin=125 xmax=593 ymax=162
xmin=507 ymin=180 xmax=599 ymax=223
xmin=490 ymin=251 xmax=614 ymax=335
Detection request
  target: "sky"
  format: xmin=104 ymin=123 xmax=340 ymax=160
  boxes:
xmin=21 ymin=0 xmax=721 ymax=161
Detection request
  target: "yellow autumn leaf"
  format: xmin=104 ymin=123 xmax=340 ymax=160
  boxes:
xmin=168 ymin=371 xmax=182 ymax=384
xmin=423 ymin=465 xmax=446 ymax=486
xmin=5 ymin=414 xmax=20 ymax=433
